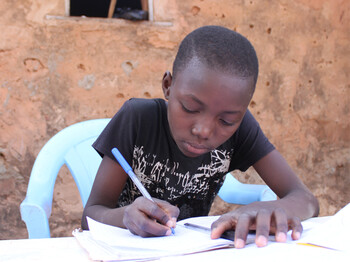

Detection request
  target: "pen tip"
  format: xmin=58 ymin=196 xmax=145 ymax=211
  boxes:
xmin=171 ymin=227 xmax=175 ymax=235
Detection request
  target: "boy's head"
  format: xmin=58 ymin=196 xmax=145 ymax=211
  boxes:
xmin=172 ymin=25 xmax=259 ymax=90
xmin=162 ymin=26 xmax=259 ymax=157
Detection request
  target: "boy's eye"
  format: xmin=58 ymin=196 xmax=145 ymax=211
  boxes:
xmin=181 ymin=104 xmax=198 ymax=113
xmin=220 ymin=119 xmax=235 ymax=126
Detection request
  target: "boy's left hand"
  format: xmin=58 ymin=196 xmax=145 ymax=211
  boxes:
xmin=210 ymin=201 xmax=302 ymax=248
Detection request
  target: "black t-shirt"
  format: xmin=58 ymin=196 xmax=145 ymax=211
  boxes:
xmin=93 ymin=98 xmax=275 ymax=220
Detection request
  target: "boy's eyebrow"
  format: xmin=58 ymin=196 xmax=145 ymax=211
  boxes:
xmin=186 ymin=94 xmax=204 ymax=106
xmin=186 ymin=94 xmax=242 ymax=114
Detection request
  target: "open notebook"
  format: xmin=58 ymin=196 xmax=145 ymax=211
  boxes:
xmin=73 ymin=204 xmax=350 ymax=261
xmin=73 ymin=216 xmax=235 ymax=261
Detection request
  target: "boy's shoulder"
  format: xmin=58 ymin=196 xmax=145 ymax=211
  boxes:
xmin=231 ymin=110 xmax=262 ymax=144
xmin=239 ymin=109 xmax=260 ymax=130
xmin=121 ymin=98 xmax=167 ymax=121
xmin=124 ymin=98 xmax=165 ymax=111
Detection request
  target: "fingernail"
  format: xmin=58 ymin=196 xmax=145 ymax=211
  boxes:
xmin=293 ymin=231 xmax=301 ymax=240
xmin=235 ymin=239 xmax=245 ymax=249
xmin=165 ymin=229 xmax=171 ymax=236
xmin=276 ymin=232 xmax=287 ymax=242
xmin=256 ymin=235 xmax=267 ymax=247
xmin=166 ymin=220 xmax=174 ymax=228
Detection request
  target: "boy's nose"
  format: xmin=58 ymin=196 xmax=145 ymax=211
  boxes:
xmin=191 ymin=121 xmax=215 ymax=140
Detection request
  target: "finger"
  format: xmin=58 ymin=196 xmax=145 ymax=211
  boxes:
xmin=124 ymin=209 xmax=172 ymax=237
xmin=272 ymin=208 xmax=288 ymax=242
xmin=233 ymin=214 xmax=252 ymax=249
xmin=289 ymin=216 xmax=303 ymax=240
xmin=125 ymin=198 xmax=172 ymax=237
xmin=141 ymin=201 xmax=174 ymax=235
xmin=124 ymin=218 xmax=138 ymax=235
xmin=123 ymin=206 xmax=147 ymax=236
xmin=154 ymin=199 xmax=180 ymax=228
xmin=255 ymin=209 xmax=271 ymax=247
xmin=211 ymin=214 xmax=237 ymax=240
xmin=135 ymin=197 xmax=168 ymax=223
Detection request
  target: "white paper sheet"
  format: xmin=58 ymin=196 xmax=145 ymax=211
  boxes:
xmin=296 ymin=203 xmax=350 ymax=252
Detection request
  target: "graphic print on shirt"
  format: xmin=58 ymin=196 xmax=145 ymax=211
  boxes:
xmin=130 ymin=145 xmax=233 ymax=201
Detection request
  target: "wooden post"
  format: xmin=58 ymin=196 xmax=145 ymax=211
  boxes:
xmin=108 ymin=0 xmax=117 ymax=18
xmin=148 ymin=0 xmax=153 ymax=21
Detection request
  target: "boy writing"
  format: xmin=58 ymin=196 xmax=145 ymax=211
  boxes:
xmin=82 ymin=25 xmax=319 ymax=248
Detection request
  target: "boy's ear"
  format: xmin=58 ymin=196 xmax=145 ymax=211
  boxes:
xmin=162 ymin=71 xmax=172 ymax=100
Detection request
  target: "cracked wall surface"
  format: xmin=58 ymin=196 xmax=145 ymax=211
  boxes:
xmin=0 ymin=0 xmax=349 ymax=239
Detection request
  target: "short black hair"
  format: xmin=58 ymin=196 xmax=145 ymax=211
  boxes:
xmin=172 ymin=25 xmax=259 ymax=87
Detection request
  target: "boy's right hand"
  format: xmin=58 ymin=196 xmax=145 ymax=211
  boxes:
xmin=123 ymin=197 xmax=179 ymax=237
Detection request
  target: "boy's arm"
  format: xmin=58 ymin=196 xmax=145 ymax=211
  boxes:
xmin=81 ymin=155 xmax=179 ymax=237
xmin=211 ymin=149 xmax=319 ymax=248
xmin=254 ymin=149 xmax=319 ymax=220
xmin=81 ymin=155 xmax=128 ymax=229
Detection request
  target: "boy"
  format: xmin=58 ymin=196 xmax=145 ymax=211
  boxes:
xmin=82 ymin=25 xmax=319 ymax=248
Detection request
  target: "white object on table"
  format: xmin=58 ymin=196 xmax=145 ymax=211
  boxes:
xmin=1 ymin=210 xmax=349 ymax=262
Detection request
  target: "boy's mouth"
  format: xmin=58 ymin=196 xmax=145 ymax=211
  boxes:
xmin=183 ymin=141 xmax=211 ymax=157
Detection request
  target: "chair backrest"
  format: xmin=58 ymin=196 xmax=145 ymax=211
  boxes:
xmin=20 ymin=119 xmax=110 ymax=239
xmin=217 ymin=173 xmax=277 ymax=205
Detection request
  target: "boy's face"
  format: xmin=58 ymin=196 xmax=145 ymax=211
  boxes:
xmin=162 ymin=58 xmax=255 ymax=158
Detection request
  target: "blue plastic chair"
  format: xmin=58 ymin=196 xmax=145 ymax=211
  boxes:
xmin=20 ymin=119 xmax=110 ymax=239
xmin=218 ymin=173 xmax=277 ymax=204
xmin=20 ymin=118 xmax=276 ymax=239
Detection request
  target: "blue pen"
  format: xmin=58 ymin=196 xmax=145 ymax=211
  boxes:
xmin=111 ymin=147 xmax=175 ymax=234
